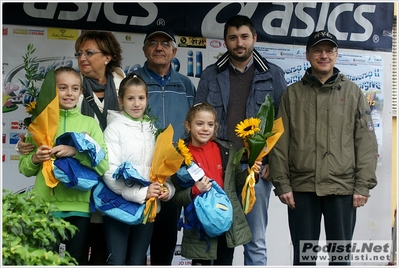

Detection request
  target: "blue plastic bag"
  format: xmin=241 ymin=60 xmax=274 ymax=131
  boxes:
xmin=92 ymin=181 xmax=145 ymax=225
xmin=113 ymin=161 xmax=151 ymax=187
xmin=53 ymin=132 xmax=105 ymax=191
xmin=54 ymin=157 xmax=99 ymax=191
xmin=194 ymin=180 xmax=233 ymax=237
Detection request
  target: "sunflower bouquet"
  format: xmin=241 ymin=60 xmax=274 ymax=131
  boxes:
xmin=175 ymin=139 xmax=205 ymax=188
xmin=142 ymin=124 xmax=184 ymax=224
xmin=234 ymin=94 xmax=284 ymax=214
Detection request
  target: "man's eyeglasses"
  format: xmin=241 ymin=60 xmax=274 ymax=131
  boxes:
xmin=310 ymin=48 xmax=337 ymax=56
xmin=146 ymin=40 xmax=172 ymax=48
xmin=75 ymin=50 xmax=103 ymax=58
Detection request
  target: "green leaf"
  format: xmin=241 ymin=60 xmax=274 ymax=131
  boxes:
xmin=256 ymin=94 xmax=275 ymax=136
xmin=246 ymin=133 xmax=267 ymax=166
xmin=35 ymin=68 xmax=56 ymax=116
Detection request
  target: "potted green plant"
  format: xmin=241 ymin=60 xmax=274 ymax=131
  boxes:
xmin=2 ymin=189 xmax=78 ymax=265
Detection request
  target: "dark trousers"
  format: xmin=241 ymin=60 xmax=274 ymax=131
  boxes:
xmin=150 ymin=200 xmax=181 ymax=265
xmin=103 ymin=215 xmax=154 ymax=265
xmin=288 ymin=192 xmax=356 ymax=266
xmin=81 ymin=222 xmax=108 ymax=265
xmin=191 ymin=234 xmax=235 ymax=265
xmin=60 ymin=216 xmax=90 ymax=265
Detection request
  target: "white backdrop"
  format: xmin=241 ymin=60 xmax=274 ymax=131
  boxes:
xmin=2 ymin=25 xmax=393 ymax=266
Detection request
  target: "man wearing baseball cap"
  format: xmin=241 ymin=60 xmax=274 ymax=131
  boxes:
xmin=270 ymin=30 xmax=378 ymax=265
xmin=134 ymin=25 xmax=196 ymax=265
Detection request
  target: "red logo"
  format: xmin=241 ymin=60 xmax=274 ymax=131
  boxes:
xmin=11 ymin=121 xmax=19 ymax=129
xmin=210 ymin=40 xmax=222 ymax=48
xmin=3 ymin=27 xmax=8 ymax=35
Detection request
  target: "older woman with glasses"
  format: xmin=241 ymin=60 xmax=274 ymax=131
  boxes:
xmin=74 ymin=30 xmax=125 ymax=131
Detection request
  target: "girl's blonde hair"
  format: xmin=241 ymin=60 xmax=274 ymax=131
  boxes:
xmin=54 ymin=66 xmax=82 ymax=88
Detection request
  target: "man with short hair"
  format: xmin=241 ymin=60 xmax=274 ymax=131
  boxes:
xmin=270 ymin=30 xmax=378 ymax=265
xmin=134 ymin=25 xmax=196 ymax=265
xmin=195 ymin=15 xmax=287 ymax=265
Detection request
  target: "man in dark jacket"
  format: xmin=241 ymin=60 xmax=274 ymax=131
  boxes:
xmin=270 ymin=31 xmax=378 ymax=265
xmin=195 ymin=15 xmax=287 ymax=265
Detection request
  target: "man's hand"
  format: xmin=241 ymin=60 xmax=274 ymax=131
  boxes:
xmin=353 ymin=194 xmax=368 ymax=208
xmin=261 ymin=163 xmax=270 ymax=180
xmin=16 ymin=134 xmax=34 ymax=155
xmin=278 ymin=191 xmax=296 ymax=209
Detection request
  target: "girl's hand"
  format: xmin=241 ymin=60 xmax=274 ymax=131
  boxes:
xmin=146 ymin=182 xmax=161 ymax=200
xmin=158 ymin=185 xmax=170 ymax=201
xmin=51 ymin=145 xmax=77 ymax=158
xmin=31 ymin=145 xmax=52 ymax=164
xmin=194 ymin=176 xmax=212 ymax=193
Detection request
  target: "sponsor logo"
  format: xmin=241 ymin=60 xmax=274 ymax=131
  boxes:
xmin=48 ymin=28 xmax=79 ymax=40
xmin=11 ymin=121 xmax=19 ymax=129
xmin=13 ymin=28 xmax=44 ymax=36
xmin=210 ymin=40 xmax=222 ymax=48
xmin=20 ymin=3 xmax=379 ymax=43
xmin=9 ymin=133 xmax=21 ymax=144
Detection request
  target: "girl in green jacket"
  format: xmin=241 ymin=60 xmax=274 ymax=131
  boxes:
xmin=18 ymin=67 xmax=108 ymax=264
xmin=172 ymin=103 xmax=260 ymax=265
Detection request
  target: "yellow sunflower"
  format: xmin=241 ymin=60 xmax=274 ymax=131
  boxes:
xmin=177 ymin=139 xmax=193 ymax=166
xmin=235 ymin=117 xmax=261 ymax=139
xmin=25 ymin=101 xmax=37 ymax=114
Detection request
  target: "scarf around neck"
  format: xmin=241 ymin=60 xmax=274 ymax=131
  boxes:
xmin=81 ymin=71 xmax=119 ymax=119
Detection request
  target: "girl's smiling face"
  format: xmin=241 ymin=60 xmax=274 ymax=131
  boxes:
xmin=57 ymin=72 xmax=82 ymax=110
xmin=119 ymin=85 xmax=148 ymax=120
xmin=185 ymin=110 xmax=216 ymax=146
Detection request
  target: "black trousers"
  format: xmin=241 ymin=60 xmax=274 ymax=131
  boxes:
xmin=191 ymin=234 xmax=235 ymax=265
xmin=59 ymin=216 xmax=90 ymax=265
xmin=150 ymin=200 xmax=181 ymax=265
xmin=288 ymin=192 xmax=356 ymax=266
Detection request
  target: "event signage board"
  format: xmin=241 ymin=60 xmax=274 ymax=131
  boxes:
xmin=2 ymin=2 xmax=394 ymax=51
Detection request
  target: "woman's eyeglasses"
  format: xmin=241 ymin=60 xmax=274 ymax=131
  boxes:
xmin=75 ymin=50 xmax=103 ymax=58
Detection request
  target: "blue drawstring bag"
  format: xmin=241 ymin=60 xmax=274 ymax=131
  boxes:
xmin=54 ymin=157 xmax=100 ymax=191
xmin=179 ymin=180 xmax=233 ymax=238
xmin=91 ymin=162 xmax=150 ymax=225
xmin=92 ymin=181 xmax=145 ymax=225
xmin=55 ymin=132 xmax=106 ymax=166
xmin=113 ymin=161 xmax=151 ymax=187
xmin=53 ymin=132 xmax=106 ymax=191
xmin=194 ymin=180 xmax=233 ymax=237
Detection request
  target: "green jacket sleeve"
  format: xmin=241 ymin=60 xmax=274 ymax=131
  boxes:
xmin=269 ymin=91 xmax=292 ymax=196
xmin=353 ymin=92 xmax=378 ymax=196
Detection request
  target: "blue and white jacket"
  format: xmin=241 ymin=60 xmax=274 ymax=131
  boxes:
xmin=135 ymin=63 xmax=196 ymax=142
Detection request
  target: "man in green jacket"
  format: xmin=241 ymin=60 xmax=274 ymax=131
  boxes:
xmin=270 ymin=31 xmax=378 ymax=265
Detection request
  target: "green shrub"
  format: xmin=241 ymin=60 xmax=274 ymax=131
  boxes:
xmin=2 ymin=189 xmax=78 ymax=265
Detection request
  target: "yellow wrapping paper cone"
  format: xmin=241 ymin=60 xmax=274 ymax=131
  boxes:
xmin=28 ymin=92 xmax=59 ymax=188
xmin=143 ymin=125 xmax=184 ymax=223
xmin=240 ymin=117 xmax=284 ymax=214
